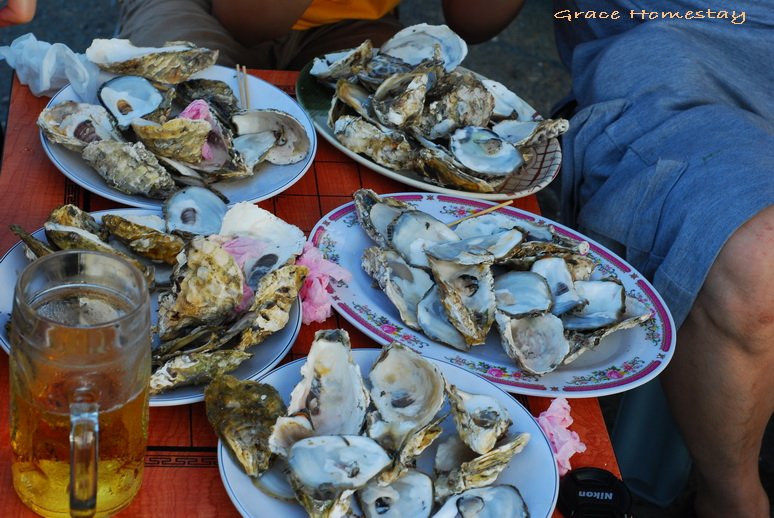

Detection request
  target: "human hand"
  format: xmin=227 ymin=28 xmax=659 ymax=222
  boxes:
xmin=0 ymin=0 xmax=37 ymax=27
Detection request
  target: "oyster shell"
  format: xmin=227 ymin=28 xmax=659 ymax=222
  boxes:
xmin=449 ymin=126 xmax=524 ymax=179
xmin=432 ymin=484 xmax=529 ymax=518
xmin=433 ymin=433 xmax=530 ymax=502
xmin=163 ymin=185 xmax=228 ymax=236
xmin=357 ymin=469 xmax=434 ymax=518
xmin=413 ymin=138 xmax=499 ymax=193
xmin=98 ymin=75 xmax=165 ymax=130
xmin=333 ymin=115 xmax=414 ymax=170
xmin=427 ymin=255 xmax=496 ymax=346
xmin=379 ymin=23 xmax=467 ymax=73
xmin=175 ymin=78 xmax=239 ymax=125
xmin=531 ymin=256 xmax=586 ymax=315
xmin=361 ymin=246 xmax=434 ymax=331
xmin=387 ymin=210 xmax=460 ymax=269
xmin=204 ymin=375 xmax=286 ymax=477
xmin=86 ymin=39 xmax=218 ymax=84
xmin=157 ymin=235 xmax=244 ymax=340
xmin=367 ymin=343 xmax=446 ymax=452
xmin=283 ymin=329 xmax=370 ymax=436
xmin=412 ymin=69 xmax=494 ymax=139
xmin=562 ymin=279 xmax=625 ymax=331
xmin=287 ymin=435 xmax=392 ymax=518
xmin=38 ymin=101 xmax=120 ymax=151
xmin=81 ymin=140 xmax=177 ymax=199
xmin=417 ymin=285 xmax=469 ymax=351
xmin=482 ymin=77 xmax=537 ymax=121
xmin=149 ymin=349 xmax=252 ymax=395
xmin=102 ymin=213 xmax=185 ymax=265
xmin=493 ymin=270 xmax=553 ymax=316
xmin=492 ymin=117 xmax=569 ymax=147
xmin=372 ymin=70 xmax=431 ymax=128
xmin=232 ymin=109 xmax=311 ymax=166
xmin=353 ymin=188 xmax=411 ymax=248
xmin=131 ymin=116 xmax=212 ymax=164
xmin=447 ymin=384 xmax=512 ymax=455
xmin=495 ymin=311 xmax=570 ymax=375
xmin=310 ymin=39 xmax=374 ymax=83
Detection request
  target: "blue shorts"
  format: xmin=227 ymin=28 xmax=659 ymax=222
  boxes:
xmin=558 ymin=18 xmax=774 ymax=327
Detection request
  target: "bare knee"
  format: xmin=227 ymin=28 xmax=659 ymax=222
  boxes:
xmin=690 ymin=206 xmax=774 ymax=354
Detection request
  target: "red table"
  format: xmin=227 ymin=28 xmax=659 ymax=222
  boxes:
xmin=0 ymin=70 xmax=620 ymax=516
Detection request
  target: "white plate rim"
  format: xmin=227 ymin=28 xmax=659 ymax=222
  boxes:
xmin=40 ymin=64 xmax=318 ymax=209
xmin=309 ymin=192 xmax=677 ymax=398
xmin=217 ymin=348 xmax=560 ymax=518
xmin=0 ymin=208 xmax=301 ymax=407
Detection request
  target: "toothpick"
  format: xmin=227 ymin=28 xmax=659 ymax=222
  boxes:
xmin=447 ymin=200 xmax=514 ymax=227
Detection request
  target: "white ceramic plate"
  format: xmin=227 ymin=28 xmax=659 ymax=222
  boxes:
xmin=295 ymin=62 xmax=561 ymax=201
xmin=40 ymin=65 xmax=317 ymax=209
xmin=0 ymin=209 xmax=300 ymax=407
xmin=309 ymin=193 xmax=676 ymax=398
xmin=218 ymin=348 xmax=559 ymax=517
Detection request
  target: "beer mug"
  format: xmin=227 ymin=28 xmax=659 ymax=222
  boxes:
xmin=9 ymin=250 xmax=151 ymax=517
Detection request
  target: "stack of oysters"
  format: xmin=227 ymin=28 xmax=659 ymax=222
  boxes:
xmin=311 ymin=23 xmax=568 ymax=194
xmin=206 ymin=328 xmax=533 ymax=517
xmin=38 ymin=39 xmax=310 ymax=200
xmin=355 ymin=189 xmax=653 ymax=375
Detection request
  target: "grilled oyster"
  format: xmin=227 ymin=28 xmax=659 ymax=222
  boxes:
xmin=449 ymin=126 xmax=525 ymax=185
xmin=81 ymin=140 xmax=177 ymax=199
xmin=372 ymin=69 xmax=431 ymax=128
xmin=379 ymin=23 xmax=467 ymax=73
xmin=38 ymin=101 xmax=121 ymax=151
xmin=204 ymin=375 xmax=286 ymax=477
xmin=131 ymin=116 xmax=212 ymax=164
xmin=157 ymin=235 xmax=244 ymax=340
xmin=102 ymin=213 xmax=185 ymax=265
xmin=149 ymin=349 xmax=252 ymax=395
xmin=175 ymin=78 xmax=239 ymax=124
xmin=86 ymin=39 xmax=218 ymax=84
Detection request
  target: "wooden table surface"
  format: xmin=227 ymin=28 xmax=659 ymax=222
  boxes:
xmin=0 ymin=70 xmax=620 ymax=517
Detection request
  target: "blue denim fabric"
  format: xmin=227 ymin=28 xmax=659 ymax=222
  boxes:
xmin=556 ymin=5 xmax=774 ymax=327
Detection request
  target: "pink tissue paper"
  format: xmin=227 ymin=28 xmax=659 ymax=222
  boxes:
xmin=296 ymin=243 xmax=351 ymax=324
xmin=537 ymin=397 xmax=587 ymax=476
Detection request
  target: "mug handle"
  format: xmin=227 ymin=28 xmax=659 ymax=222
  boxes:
xmin=70 ymin=402 xmax=99 ymax=518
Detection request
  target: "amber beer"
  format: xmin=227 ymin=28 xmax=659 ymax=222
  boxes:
xmin=9 ymin=251 xmax=151 ymax=517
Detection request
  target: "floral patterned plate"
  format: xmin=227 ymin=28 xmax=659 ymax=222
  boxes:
xmin=310 ymin=193 xmax=676 ymax=398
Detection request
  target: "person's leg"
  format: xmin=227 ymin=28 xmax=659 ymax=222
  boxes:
xmin=117 ymin=0 xmax=250 ymax=67
xmin=279 ymin=14 xmax=404 ymax=70
xmin=662 ymin=205 xmax=774 ymax=518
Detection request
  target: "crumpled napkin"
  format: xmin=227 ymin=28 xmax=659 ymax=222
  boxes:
xmin=296 ymin=242 xmax=352 ymax=325
xmin=0 ymin=33 xmax=103 ymax=102
xmin=537 ymin=397 xmax=587 ymax=476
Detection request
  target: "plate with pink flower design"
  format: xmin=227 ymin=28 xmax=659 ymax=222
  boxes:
xmin=309 ymin=192 xmax=676 ymax=398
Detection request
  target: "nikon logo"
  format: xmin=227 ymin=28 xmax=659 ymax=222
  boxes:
xmin=579 ymin=491 xmax=615 ymax=500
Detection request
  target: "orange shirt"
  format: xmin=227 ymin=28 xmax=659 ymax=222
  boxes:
xmin=292 ymin=0 xmax=401 ymax=30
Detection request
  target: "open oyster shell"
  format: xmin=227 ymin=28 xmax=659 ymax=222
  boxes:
xmin=86 ymin=39 xmax=218 ymax=84
xmin=433 ymin=484 xmax=529 ymax=518
xmin=357 ymin=469 xmax=434 ymax=518
xmin=447 ymin=384 xmax=512 ymax=455
xmin=38 ymin=101 xmax=121 ymax=151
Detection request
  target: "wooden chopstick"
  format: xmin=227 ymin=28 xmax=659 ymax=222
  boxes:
xmin=235 ymin=64 xmax=245 ymax=108
xmin=447 ymin=200 xmax=514 ymax=227
xmin=240 ymin=64 xmax=250 ymax=110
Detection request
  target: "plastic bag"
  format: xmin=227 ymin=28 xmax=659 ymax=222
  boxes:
xmin=0 ymin=33 xmax=102 ymax=102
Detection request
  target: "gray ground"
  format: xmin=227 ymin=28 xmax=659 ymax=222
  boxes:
xmin=1 ymin=1 xmax=771 ymax=516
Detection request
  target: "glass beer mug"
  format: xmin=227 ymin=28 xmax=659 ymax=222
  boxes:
xmin=9 ymin=250 xmax=151 ymax=517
